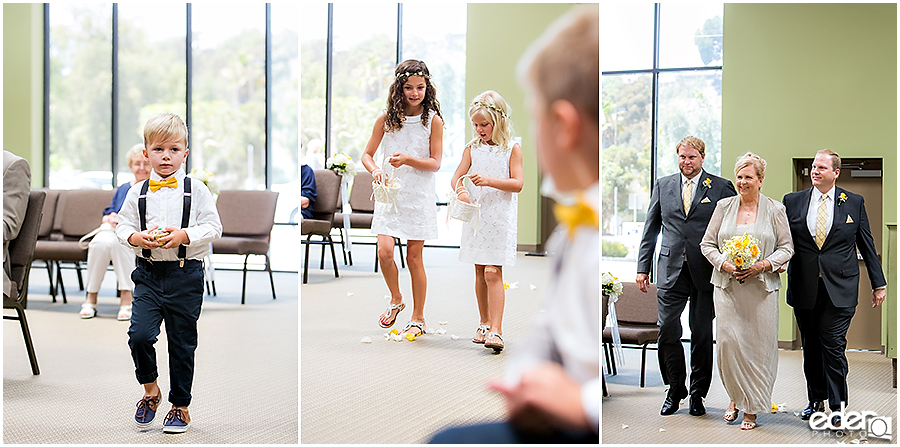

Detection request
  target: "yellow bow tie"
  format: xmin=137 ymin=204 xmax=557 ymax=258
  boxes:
xmin=148 ymin=177 xmax=178 ymax=192
xmin=553 ymin=196 xmax=599 ymax=239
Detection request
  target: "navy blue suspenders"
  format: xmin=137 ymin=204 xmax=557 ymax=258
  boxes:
xmin=138 ymin=176 xmax=192 ymax=263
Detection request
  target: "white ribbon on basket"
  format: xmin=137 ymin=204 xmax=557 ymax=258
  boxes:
xmin=608 ymin=292 xmax=625 ymax=365
xmin=447 ymin=174 xmax=482 ymax=235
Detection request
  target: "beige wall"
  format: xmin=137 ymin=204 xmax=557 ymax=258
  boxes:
xmin=723 ymin=3 xmax=897 ymax=344
xmin=3 ymin=3 xmax=44 ymax=186
xmin=466 ymin=3 xmax=574 ymax=247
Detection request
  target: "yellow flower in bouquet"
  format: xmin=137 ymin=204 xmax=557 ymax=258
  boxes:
xmin=722 ymin=233 xmax=762 ymax=283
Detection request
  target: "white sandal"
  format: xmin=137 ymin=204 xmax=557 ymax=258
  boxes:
xmin=80 ymin=302 xmax=97 ymax=319
xmin=117 ymin=305 xmax=132 ymax=321
xmin=484 ymin=332 xmax=504 ymax=352
xmin=378 ymin=302 xmax=405 ymax=328
xmin=473 ymin=324 xmax=490 ymax=344
xmin=401 ymin=320 xmax=426 ymax=340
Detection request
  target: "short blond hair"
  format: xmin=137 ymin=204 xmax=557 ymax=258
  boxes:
xmin=125 ymin=143 xmax=146 ymax=167
xmin=517 ymin=4 xmax=598 ymax=127
xmin=143 ymin=113 xmax=188 ymax=149
xmin=677 ymin=136 xmax=706 ymax=157
xmin=816 ymin=149 xmax=841 ymax=171
xmin=734 ymin=152 xmax=767 ymax=180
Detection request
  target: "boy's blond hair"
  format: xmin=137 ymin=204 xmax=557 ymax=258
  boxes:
xmin=143 ymin=113 xmax=188 ymax=148
xmin=517 ymin=4 xmax=599 ymax=127
xmin=468 ymin=90 xmax=515 ymax=150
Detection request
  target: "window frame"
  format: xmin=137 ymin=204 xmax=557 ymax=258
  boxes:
xmin=602 ymin=3 xmax=723 ymax=190
xmin=42 ymin=3 xmax=283 ymax=193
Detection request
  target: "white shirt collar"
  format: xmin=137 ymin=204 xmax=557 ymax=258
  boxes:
xmin=584 ymin=182 xmax=599 ymax=213
xmin=681 ymin=170 xmax=703 ymax=185
xmin=149 ymin=166 xmax=186 ymax=182
xmin=812 ymin=184 xmax=836 ymax=202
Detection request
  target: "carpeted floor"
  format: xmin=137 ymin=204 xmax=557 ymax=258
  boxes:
xmin=300 ymin=241 xmax=554 ymax=444
xmin=4 ymin=263 xmax=298 ymax=444
xmin=602 ymin=342 xmax=897 ymax=444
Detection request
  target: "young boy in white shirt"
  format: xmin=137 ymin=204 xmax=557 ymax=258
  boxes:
xmin=430 ymin=5 xmax=599 ymax=443
xmin=116 ymin=113 xmax=222 ymax=434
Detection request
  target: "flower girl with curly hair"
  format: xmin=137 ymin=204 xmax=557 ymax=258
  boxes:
xmin=450 ymin=90 xmax=524 ymax=352
xmin=360 ymin=59 xmax=443 ymax=338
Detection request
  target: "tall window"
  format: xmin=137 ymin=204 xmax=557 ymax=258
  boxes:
xmin=47 ymin=4 xmax=299 ymax=271
xmin=601 ymin=3 xmax=724 ymax=279
xmin=300 ymin=3 xmax=466 ymax=247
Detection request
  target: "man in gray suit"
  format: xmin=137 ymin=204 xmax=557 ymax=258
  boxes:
xmin=636 ymin=136 xmax=736 ymax=416
xmin=3 ymin=150 xmax=32 ymax=298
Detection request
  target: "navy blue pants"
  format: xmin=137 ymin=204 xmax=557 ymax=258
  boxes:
xmin=128 ymin=258 xmax=204 ymax=407
xmin=794 ymin=277 xmax=856 ymax=411
xmin=428 ymin=421 xmax=598 ymax=444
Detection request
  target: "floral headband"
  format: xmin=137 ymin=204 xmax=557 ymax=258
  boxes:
xmin=472 ymin=100 xmax=507 ymax=118
xmin=396 ymin=71 xmax=430 ymax=79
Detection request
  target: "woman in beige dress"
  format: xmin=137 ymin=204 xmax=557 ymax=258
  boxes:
xmin=700 ymin=153 xmax=793 ymax=430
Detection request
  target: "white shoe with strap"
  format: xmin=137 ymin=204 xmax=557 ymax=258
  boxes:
xmin=80 ymin=302 xmax=97 ymax=319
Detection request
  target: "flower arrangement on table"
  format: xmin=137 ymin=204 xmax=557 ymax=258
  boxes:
xmin=188 ymin=168 xmax=219 ymax=195
xmin=602 ymin=272 xmax=625 ymax=364
xmin=722 ymin=233 xmax=761 ymax=283
xmin=326 ymin=152 xmax=358 ymax=179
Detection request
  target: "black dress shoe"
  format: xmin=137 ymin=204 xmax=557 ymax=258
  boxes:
xmin=800 ymin=401 xmax=825 ymax=421
xmin=831 ymin=414 xmax=842 ymax=430
xmin=689 ymin=394 xmax=706 ymax=416
xmin=660 ymin=388 xmax=688 ymax=416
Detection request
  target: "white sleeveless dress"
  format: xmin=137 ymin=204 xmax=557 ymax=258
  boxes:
xmin=458 ymin=142 xmax=517 ymax=266
xmin=370 ymin=112 xmax=438 ymax=241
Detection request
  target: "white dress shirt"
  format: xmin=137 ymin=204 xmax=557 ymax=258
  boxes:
xmin=806 ymin=185 xmax=835 ymax=240
xmin=505 ymin=182 xmax=600 ymax=434
xmin=116 ymin=167 xmax=222 ymax=261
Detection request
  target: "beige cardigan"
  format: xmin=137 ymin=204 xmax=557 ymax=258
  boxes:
xmin=700 ymin=194 xmax=794 ymax=292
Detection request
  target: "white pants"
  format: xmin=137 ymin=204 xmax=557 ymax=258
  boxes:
xmin=86 ymin=230 xmax=135 ymax=293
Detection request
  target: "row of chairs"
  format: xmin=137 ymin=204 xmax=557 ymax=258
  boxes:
xmin=5 ymin=189 xmax=280 ymax=376
xmin=31 ymin=188 xmax=278 ymax=306
xmin=300 ymin=170 xmax=405 ymax=283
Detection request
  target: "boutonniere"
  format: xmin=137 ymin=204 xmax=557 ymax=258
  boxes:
xmin=838 ymin=193 xmax=847 ymax=206
xmin=702 ymin=178 xmax=712 ymax=190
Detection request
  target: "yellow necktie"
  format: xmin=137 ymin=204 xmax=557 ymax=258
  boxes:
xmin=683 ymin=178 xmax=693 ymax=215
xmin=553 ymin=195 xmax=599 ymax=239
xmin=815 ymin=194 xmax=827 ymax=249
xmin=148 ymin=177 xmax=178 ymax=192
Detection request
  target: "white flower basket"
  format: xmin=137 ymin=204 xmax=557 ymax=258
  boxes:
xmin=372 ymin=163 xmax=401 ymax=205
xmin=448 ymin=175 xmax=481 ymax=223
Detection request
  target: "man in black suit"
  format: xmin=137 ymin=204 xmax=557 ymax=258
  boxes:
xmin=783 ymin=149 xmax=886 ymax=426
xmin=636 ymin=136 xmax=737 ymax=416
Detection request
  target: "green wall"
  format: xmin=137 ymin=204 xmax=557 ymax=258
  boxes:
xmin=3 ymin=3 xmax=44 ymax=186
xmin=466 ymin=3 xmax=574 ymax=247
xmin=723 ymin=3 xmax=897 ymax=344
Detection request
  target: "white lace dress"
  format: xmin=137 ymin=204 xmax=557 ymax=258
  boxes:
xmin=370 ymin=112 xmax=439 ymax=241
xmin=458 ymin=142 xmax=517 ymax=266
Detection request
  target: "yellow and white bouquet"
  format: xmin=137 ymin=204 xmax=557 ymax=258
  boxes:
xmin=326 ymin=152 xmax=357 ymax=178
xmin=601 ymin=272 xmax=624 ymax=298
xmin=602 ymin=272 xmax=625 ymax=364
xmin=722 ymin=233 xmax=761 ymax=283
